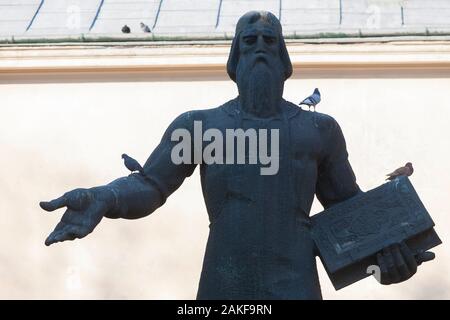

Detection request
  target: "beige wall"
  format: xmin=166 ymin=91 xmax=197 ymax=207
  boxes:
xmin=0 ymin=42 xmax=449 ymax=299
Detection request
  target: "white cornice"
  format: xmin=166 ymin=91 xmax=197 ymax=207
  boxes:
xmin=1 ymin=40 xmax=450 ymax=73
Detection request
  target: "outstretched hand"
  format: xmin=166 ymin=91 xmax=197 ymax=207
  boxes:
xmin=40 ymin=187 xmax=114 ymax=246
xmin=376 ymin=242 xmax=435 ymax=285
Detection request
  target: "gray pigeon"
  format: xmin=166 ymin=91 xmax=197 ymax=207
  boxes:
xmin=140 ymin=22 xmax=151 ymax=33
xmin=121 ymin=25 xmax=131 ymax=34
xmin=122 ymin=154 xmax=144 ymax=174
xmin=299 ymin=88 xmax=321 ymax=112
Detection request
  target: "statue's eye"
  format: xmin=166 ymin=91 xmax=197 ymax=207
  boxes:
xmin=263 ymin=36 xmax=276 ymax=45
xmin=243 ymin=36 xmax=257 ymax=45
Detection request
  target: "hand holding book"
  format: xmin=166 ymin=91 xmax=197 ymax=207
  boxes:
xmin=376 ymin=241 xmax=435 ymax=285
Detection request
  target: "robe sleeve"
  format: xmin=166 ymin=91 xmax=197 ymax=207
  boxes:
xmin=104 ymin=111 xmax=197 ymax=219
xmin=316 ymin=117 xmax=361 ymax=209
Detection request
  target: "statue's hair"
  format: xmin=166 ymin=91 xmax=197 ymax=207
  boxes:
xmin=226 ymin=11 xmax=293 ymax=82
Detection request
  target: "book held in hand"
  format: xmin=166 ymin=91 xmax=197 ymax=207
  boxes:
xmin=311 ymin=176 xmax=442 ymax=290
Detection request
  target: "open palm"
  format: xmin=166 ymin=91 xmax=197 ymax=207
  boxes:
xmin=40 ymin=188 xmax=111 ymax=246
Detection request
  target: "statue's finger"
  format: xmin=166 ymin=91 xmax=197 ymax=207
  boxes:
xmin=384 ymin=246 xmax=401 ymax=283
xmin=377 ymin=252 xmax=389 ymax=284
xmin=416 ymin=251 xmax=435 ymax=265
xmin=377 ymin=252 xmax=390 ymax=284
xmin=45 ymin=227 xmax=76 ymax=246
xmin=45 ymin=230 xmax=60 ymax=246
xmin=40 ymin=195 xmax=67 ymax=212
xmin=63 ymin=224 xmax=84 ymax=239
xmin=391 ymin=244 xmax=411 ymax=281
xmin=45 ymin=221 xmax=66 ymax=245
xmin=400 ymin=241 xmax=417 ymax=273
xmin=55 ymin=230 xmax=77 ymax=242
xmin=51 ymin=232 xmax=69 ymax=244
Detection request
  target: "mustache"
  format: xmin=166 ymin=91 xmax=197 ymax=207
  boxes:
xmin=251 ymin=53 xmax=271 ymax=67
xmin=254 ymin=52 xmax=269 ymax=62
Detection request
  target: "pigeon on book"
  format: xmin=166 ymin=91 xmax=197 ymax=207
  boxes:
xmin=386 ymin=162 xmax=414 ymax=180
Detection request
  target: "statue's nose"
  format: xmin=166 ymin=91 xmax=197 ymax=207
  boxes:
xmin=256 ymin=35 xmax=267 ymax=51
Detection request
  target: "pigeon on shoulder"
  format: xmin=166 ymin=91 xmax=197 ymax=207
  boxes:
xmin=299 ymin=88 xmax=321 ymax=112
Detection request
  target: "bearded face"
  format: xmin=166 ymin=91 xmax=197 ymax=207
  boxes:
xmin=235 ymin=21 xmax=285 ymax=118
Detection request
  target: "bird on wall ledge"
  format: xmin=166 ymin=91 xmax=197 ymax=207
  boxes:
xmin=121 ymin=25 xmax=131 ymax=33
xmin=140 ymin=22 xmax=151 ymax=33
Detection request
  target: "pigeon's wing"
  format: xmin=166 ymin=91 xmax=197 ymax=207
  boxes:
xmin=314 ymin=93 xmax=321 ymax=104
xmin=130 ymin=158 xmax=143 ymax=171
xmin=386 ymin=170 xmax=395 ymax=177
xmin=386 ymin=166 xmax=407 ymax=177
xmin=310 ymin=90 xmax=321 ymax=105
xmin=123 ymin=159 xmax=133 ymax=171
xmin=300 ymin=97 xmax=312 ymax=105
xmin=301 ymin=89 xmax=321 ymax=106
xmin=397 ymin=167 xmax=409 ymax=176
xmin=123 ymin=156 xmax=142 ymax=172
xmin=136 ymin=161 xmax=145 ymax=173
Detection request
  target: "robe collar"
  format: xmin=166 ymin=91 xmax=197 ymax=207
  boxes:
xmin=222 ymin=97 xmax=300 ymax=120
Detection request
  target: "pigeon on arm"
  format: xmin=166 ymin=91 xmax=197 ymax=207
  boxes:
xmin=107 ymin=113 xmax=196 ymax=220
xmin=40 ymin=112 xmax=196 ymax=245
xmin=122 ymin=154 xmax=144 ymax=174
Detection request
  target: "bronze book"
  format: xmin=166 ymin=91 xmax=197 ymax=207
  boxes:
xmin=311 ymin=176 xmax=442 ymax=290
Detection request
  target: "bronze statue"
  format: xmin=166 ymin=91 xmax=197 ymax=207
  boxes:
xmin=40 ymin=11 xmax=435 ymax=299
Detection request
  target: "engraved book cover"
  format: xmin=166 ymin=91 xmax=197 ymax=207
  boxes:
xmin=311 ymin=176 xmax=442 ymax=290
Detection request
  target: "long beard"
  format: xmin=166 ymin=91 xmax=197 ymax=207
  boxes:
xmin=236 ymin=58 xmax=284 ymax=118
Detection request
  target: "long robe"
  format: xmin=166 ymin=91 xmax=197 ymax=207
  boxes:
xmin=106 ymin=98 xmax=360 ymax=299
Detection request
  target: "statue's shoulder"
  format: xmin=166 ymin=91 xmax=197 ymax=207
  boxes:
xmin=313 ymin=112 xmax=340 ymax=128
xmin=182 ymin=98 xmax=238 ymax=120
xmin=284 ymin=99 xmax=340 ymax=130
xmin=169 ymin=99 xmax=237 ymax=130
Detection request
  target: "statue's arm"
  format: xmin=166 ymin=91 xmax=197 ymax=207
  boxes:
xmin=104 ymin=112 xmax=197 ymax=219
xmin=40 ymin=111 xmax=196 ymax=245
xmin=315 ymin=117 xmax=361 ymax=209
xmin=314 ymin=117 xmax=435 ymax=284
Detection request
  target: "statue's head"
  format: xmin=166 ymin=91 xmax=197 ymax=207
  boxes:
xmin=227 ymin=11 xmax=292 ymax=83
xmin=227 ymin=11 xmax=292 ymax=116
